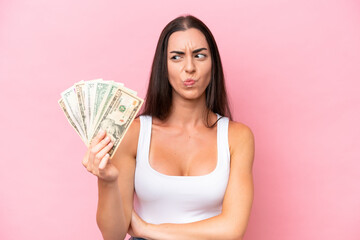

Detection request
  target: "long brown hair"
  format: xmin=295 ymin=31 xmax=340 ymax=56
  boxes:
xmin=141 ymin=15 xmax=232 ymax=127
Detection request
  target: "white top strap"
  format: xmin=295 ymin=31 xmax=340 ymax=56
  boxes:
xmin=136 ymin=115 xmax=152 ymax=166
xmin=217 ymin=115 xmax=230 ymax=163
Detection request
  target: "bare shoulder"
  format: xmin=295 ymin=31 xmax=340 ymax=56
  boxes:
xmin=228 ymin=120 xmax=255 ymax=166
xmin=228 ymin=120 xmax=254 ymax=146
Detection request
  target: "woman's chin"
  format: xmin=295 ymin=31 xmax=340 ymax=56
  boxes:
xmin=174 ymin=91 xmax=205 ymax=102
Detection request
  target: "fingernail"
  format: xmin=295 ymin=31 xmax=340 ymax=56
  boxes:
xmin=99 ymin=129 xmax=104 ymax=135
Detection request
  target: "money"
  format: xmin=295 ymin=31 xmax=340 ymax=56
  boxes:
xmin=90 ymin=81 xmax=119 ymax=141
xmin=91 ymin=88 xmax=143 ymax=158
xmin=84 ymin=79 xmax=99 ymax=139
xmin=58 ymin=79 xmax=144 ymax=156
xmin=58 ymin=98 xmax=84 ymax=142
xmin=91 ymin=80 xmax=112 ymax=134
xmin=74 ymin=81 xmax=88 ymax=140
xmin=61 ymin=85 xmax=87 ymax=143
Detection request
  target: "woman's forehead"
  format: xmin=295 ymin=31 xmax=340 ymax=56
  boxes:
xmin=167 ymin=28 xmax=209 ymax=51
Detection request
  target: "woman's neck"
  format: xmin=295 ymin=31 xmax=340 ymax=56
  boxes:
xmin=163 ymin=93 xmax=215 ymax=128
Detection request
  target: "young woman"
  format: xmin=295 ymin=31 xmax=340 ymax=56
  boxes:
xmin=82 ymin=15 xmax=255 ymax=240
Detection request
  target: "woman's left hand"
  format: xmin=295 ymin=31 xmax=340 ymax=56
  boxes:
xmin=128 ymin=210 xmax=149 ymax=238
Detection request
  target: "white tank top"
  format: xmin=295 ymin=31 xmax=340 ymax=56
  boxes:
xmin=133 ymin=114 xmax=230 ymax=224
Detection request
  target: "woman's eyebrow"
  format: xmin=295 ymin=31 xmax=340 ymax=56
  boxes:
xmin=169 ymin=48 xmax=208 ymax=54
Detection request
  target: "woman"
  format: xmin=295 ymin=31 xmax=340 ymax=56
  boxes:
xmin=82 ymin=15 xmax=255 ymax=240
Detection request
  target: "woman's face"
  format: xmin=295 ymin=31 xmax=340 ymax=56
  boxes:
xmin=167 ymin=28 xmax=212 ymax=101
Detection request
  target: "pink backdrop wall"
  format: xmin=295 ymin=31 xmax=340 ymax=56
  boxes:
xmin=1 ymin=0 xmax=359 ymax=239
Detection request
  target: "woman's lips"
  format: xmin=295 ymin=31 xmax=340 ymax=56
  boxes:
xmin=184 ymin=79 xmax=196 ymax=86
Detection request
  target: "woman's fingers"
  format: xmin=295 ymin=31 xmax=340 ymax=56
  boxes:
xmin=82 ymin=150 xmax=90 ymax=166
xmin=88 ymin=134 xmax=110 ymax=169
xmin=91 ymin=135 xmax=111 ymax=155
xmin=94 ymin=140 xmax=114 ymax=164
xmin=90 ymin=129 xmax=107 ymax=148
xmin=89 ymin=140 xmax=113 ymax=173
xmin=81 ymin=139 xmax=119 ymax=181
xmin=82 ymin=129 xmax=118 ymax=180
xmin=82 ymin=130 xmax=107 ymax=169
xmin=99 ymin=153 xmax=110 ymax=170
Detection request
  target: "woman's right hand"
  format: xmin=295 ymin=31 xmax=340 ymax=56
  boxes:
xmin=82 ymin=129 xmax=119 ymax=182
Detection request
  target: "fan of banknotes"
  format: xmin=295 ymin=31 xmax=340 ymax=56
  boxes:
xmin=58 ymin=79 xmax=144 ymax=158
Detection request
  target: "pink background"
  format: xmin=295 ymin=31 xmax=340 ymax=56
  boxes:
xmin=1 ymin=0 xmax=359 ymax=239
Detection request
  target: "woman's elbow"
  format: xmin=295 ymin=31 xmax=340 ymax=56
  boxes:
xmin=225 ymin=225 xmax=245 ymax=240
xmin=229 ymin=233 xmax=243 ymax=240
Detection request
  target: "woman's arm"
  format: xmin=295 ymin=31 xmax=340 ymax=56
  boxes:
xmin=132 ymin=122 xmax=255 ymax=240
xmin=95 ymin=119 xmax=139 ymax=240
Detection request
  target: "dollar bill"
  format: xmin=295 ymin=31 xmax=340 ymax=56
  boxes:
xmin=90 ymin=82 xmax=125 ymax=141
xmin=89 ymin=80 xmax=112 ymax=137
xmin=84 ymin=79 xmax=101 ymax=145
xmin=74 ymin=81 xmax=88 ymax=141
xmin=61 ymin=85 xmax=87 ymax=141
xmin=59 ymin=79 xmax=144 ymax=158
xmin=58 ymin=98 xmax=79 ymax=138
xmin=91 ymin=88 xmax=143 ymax=158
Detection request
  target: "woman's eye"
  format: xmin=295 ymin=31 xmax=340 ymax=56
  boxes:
xmin=171 ymin=55 xmax=181 ymax=60
xmin=195 ymin=53 xmax=206 ymax=59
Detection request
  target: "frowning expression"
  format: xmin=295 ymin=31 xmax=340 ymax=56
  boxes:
xmin=167 ymin=28 xmax=212 ymax=101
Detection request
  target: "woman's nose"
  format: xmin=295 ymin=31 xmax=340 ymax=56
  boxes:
xmin=185 ymin=56 xmax=196 ymax=73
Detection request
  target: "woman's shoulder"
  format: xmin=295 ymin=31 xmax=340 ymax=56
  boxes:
xmin=227 ymin=119 xmax=255 ymax=154
xmin=228 ymin=119 xmax=253 ymax=136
